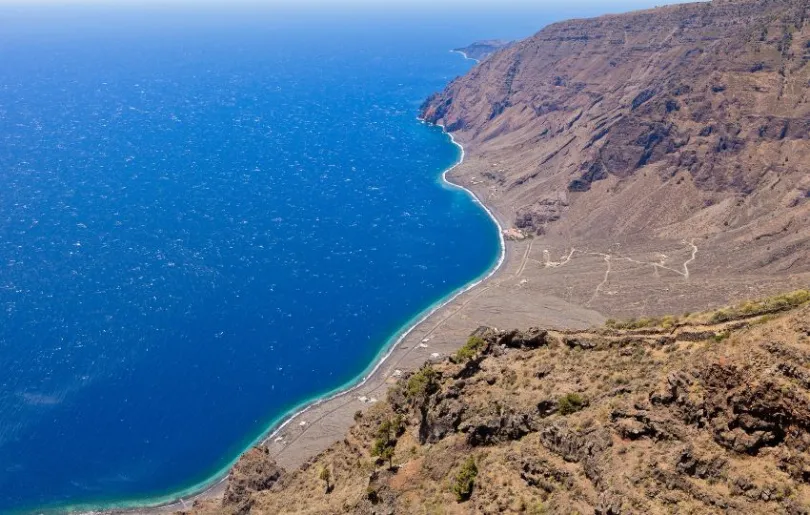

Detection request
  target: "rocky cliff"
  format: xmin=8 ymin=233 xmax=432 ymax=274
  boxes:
xmin=182 ymin=291 xmax=810 ymax=514
xmin=424 ymin=0 xmax=810 ymax=279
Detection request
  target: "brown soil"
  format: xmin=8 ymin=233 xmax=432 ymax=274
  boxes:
xmin=180 ymin=295 xmax=810 ymax=514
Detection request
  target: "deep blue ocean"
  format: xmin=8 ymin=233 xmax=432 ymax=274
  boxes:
xmin=0 ymin=3 xmax=657 ymax=512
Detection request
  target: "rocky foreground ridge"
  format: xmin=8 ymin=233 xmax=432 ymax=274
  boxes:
xmin=182 ymin=290 xmax=810 ymax=514
xmin=424 ymin=0 xmax=810 ymax=279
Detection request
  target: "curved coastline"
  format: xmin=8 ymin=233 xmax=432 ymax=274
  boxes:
xmin=450 ymin=49 xmax=480 ymax=64
xmin=68 ymin=118 xmax=505 ymax=515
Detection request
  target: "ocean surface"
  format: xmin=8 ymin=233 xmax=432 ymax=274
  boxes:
xmin=0 ymin=3 xmax=654 ymax=512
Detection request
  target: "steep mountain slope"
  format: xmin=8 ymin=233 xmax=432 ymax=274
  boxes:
xmin=423 ymin=0 xmax=810 ymax=281
xmin=182 ymin=291 xmax=810 ymax=514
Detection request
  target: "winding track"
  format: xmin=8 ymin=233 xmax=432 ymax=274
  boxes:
xmin=515 ymin=239 xmax=534 ymax=277
xmin=540 ymin=241 xmax=698 ymax=306
xmin=683 ymin=240 xmax=698 ymax=279
xmin=586 ymin=253 xmax=612 ymax=307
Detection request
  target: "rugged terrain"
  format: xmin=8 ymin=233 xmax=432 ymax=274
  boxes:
xmin=425 ymin=0 xmax=810 ymax=316
xmin=182 ymin=291 xmax=810 ymax=514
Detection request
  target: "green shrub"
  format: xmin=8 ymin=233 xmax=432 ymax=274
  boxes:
xmin=710 ymin=309 xmax=732 ymax=324
xmin=711 ymin=290 xmax=810 ymax=324
xmin=378 ymin=445 xmax=394 ymax=468
xmin=371 ymin=416 xmax=405 ymax=469
xmin=558 ymin=393 xmax=587 ymax=415
xmin=661 ymin=315 xmax=678 ymax=330
xmin=406 ymin=366 xmax=438 ymax=399
xmin=371 ymin=437 xmax=388 ymax=457
xmin=753 ymin=314 xmax=776 ymax=325
xmin=319 ymin=466 xmax=331 ymax=492
xmin=634 ymin=317 xmax=658 ymax=328
xmin=375 ymin=414 xmax=404 ymax=440
xmin=738 ymin=300 xmax=759 ymax=315
xmin=529 ymin=502 xmax=549 ymax=515
xmin=371 ymin=436 xmax=395 ymax=468
xmin=455 ymin=336 xmax=487 ymax=362
xmin=451 ymin=456 xmax=478 ymax=502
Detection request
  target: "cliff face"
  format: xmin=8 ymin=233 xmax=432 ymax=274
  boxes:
xmin=182 ymin=292 xmax=810 ymax=514
xmin=423 ymin=0 xmax=810 ymax=275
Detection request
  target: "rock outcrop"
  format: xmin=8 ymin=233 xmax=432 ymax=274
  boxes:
xmin=183 ymin=295 xmax=810 ymax=514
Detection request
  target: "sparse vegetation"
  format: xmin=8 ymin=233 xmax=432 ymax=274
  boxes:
xmin=607 ymin=316 xmax=667 ymax=330
xmin=318 ymin=466 xmax=331 ymax=493
xmin=406 ymin=365 xmax=439 ymax=400
xmin=451 ymin=456 xmax=478 ymax=502
xmin=710 ymin=309 xmax=733 ymax=324
xmin=661 ymin=315 xmax=679 ymax=329
xmin=370 ymin=416 xmax=405 ymax=469
xmin=529 ymin=502 xmax=549 ymax=515
xmin=710 ymin=290 xmax=810 ymax=323
xmin=606 ymin=290 xmax=810 ymax=330
xmin=558 ymin=392 xmax=587 ymax=415
xmin=454 ymin=335 xmax=487 ymax=362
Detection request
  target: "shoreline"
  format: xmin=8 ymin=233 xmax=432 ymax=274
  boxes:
xmin=256 ymin=120 xmax=507 ymax=444
xmin=76 ymin=116 xmax=507 ymax=515
xmin=450 ymin=49 xmax=480 ymax=63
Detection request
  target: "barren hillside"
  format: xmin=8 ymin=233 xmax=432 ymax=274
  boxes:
xmin=423 ymin=0 xmax=810 ymax=316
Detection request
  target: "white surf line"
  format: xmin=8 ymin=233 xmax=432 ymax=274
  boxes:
xmin=450 ymin=49 xmax=480 ymax=64
xmin=257 ymin=119 xmax=507 ymax=451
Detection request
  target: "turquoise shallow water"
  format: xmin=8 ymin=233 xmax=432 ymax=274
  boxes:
xmin=0 ymin=3 xmax=656 ymax=512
